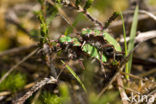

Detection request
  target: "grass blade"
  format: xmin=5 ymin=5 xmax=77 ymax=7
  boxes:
xmin=61 ymin=60 xmax=87 ymax=93
xmin=126 ymin=6 xmax=139 ymax=79
xmin=120 ymin=11 xmax=128 ymax=79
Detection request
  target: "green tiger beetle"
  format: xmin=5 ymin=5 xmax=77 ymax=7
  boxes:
xmin=56 ymin=35 xmax=82 ymax=59
xmin=81 ymin=28 xmax=123 ymax=63
xmin=81 ymin=28 xmax=122 ymax=52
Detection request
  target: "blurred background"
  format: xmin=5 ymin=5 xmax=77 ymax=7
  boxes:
xmin=0 ymin=0 xmax=156 ymax=51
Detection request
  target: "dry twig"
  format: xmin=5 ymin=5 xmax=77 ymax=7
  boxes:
xmin=120 ymin=30 xmax=156 ymax=43
xmin=139 ymin=10 xmax=156 ymax=21
xmin=120 ymin=72 xmax=156 ymax=85
xmin=124 ymin=10 xmax=156 ymax=21
xmin=117 ymin=75 xmax=129 ymax=104
xmin=14 ymin=76 xmax=57 ymax=104
xmin=147 ymin=89 xmax=156 ymax=104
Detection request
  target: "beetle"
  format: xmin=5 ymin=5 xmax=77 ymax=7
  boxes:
xmin=80 ymin=28 xmax=124 ymax=61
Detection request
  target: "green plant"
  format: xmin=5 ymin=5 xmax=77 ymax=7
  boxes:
xmin=59 ymin=83 xmax=71 ymax=104
xmin=89 ymin=91 xmax=121 ymax=104
xmin=42 ymin=91 xmax=62 ymax=104
xmin=126 ymin=6 xmax=139 ymax=79
xmin=61 ymin=60 xmax=87 ymax=92
xmin=120 ymin=11 xmax=128 ymax=78
xmin=0 ymin=72 xmax=27 ymax=92
xmin=37 ymin=83 xmax=71 ymax=104
xmin=35 ymin=91 xmax=62 ymax=104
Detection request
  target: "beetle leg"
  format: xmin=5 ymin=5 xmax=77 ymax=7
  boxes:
xmin=113 ymin=52 xmax=116 ymax=60
xmin=81 ymin=41 xmax=86 ymax=49
xmin=65 ymin=44 xmax=70 ymax=52
xmin=99 ymin=51 xmax=106 ymax=77
xmin=78 ymin=59 xmax=85 ymax=70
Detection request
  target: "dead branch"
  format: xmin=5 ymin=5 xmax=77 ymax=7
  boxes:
xmin=119 ymin=85 xmax=141 ymax=95
xmin=0 ymin=91 xmax=11 ymax=97
xmin=14 ymin=76 xmax=57 ymax=104
xmin=133 ymin=57 xmax=156 ymax=68
xmin=147 ymin=89 xmax=156 ymax=104
xmin=0 ymin=82 xmax=35 ymax=102
xmin=139 ymin=10 xmax=156 ymax=21
xmin=139 ymin=68 xmax=156 ymax=77
xmin=124 ymin=10 xmax=156 ymax=21
xmin=117 ymin=75 xmax=129 ymax=104
xmin=120 ymin=30 xmax=156 ymax=43
xmin=120 ymin=72 xmax=156 ymax=85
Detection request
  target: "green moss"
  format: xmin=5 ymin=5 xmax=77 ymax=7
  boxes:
xmin=59 ymin=83 xmax=71 ymax=103
xmin=36 ymin=91 xmax=62 ymax=104
xmin=0 ymin=72 xmax=27 ymax=92
xmin=89 ymin=91 xmax=121 ymax=104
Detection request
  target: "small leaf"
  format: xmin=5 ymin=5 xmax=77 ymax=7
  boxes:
xmin=84 ymin=0 xmax=94 ymax=10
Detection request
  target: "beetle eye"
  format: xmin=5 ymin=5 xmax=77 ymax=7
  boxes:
xmin=104 ymin=47 xmax=114 ymax=57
